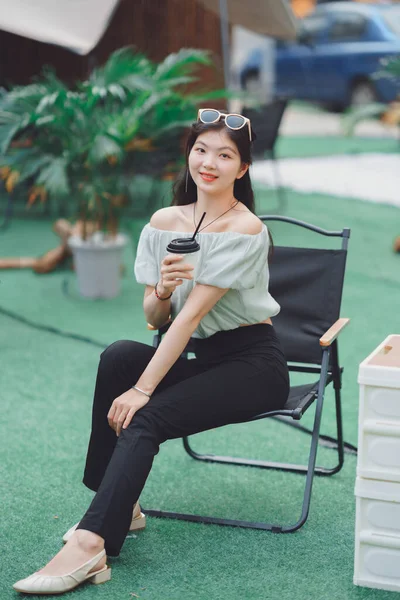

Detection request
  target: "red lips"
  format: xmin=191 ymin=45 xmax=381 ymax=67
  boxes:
xmin=200 ymin=172 xmax=218 ymax=181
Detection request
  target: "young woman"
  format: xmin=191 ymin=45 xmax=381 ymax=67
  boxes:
xmin=13 ymin=109 xmax=290 ymax=594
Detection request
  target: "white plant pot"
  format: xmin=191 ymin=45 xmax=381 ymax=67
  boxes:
xmin=68 ymin=232 xmax=128 ymax=299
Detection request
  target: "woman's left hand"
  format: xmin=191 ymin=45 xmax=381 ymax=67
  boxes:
xmin=107 ymin=388 xmax=150 ymax=437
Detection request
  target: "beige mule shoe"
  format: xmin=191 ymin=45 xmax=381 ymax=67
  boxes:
xmin=13 ymin=549 xmax=111 ymax=595
xmin=62 ymin=502 xmax=146 ymax=544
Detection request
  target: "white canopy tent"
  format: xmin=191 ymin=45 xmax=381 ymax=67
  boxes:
xmin=0 ymin=0 xmax=297 ymax=57
xmin=0 ymin=0 xmax=121 ymax=55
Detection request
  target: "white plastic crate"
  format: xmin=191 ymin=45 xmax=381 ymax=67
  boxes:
xmin=357 ymin=335 xmax=400 ymax=482
xmin=355 ymin=477 xmax=400 ymax=538
xmin=355 ymin=335 xmax=400 ymax=592
xmin=354 ymin=530 xmax=400 ymax=592
xmin=359 ymin=385 xmax=400 ymax=424
xmin=358 ymin=420 xmax=400 ymax=482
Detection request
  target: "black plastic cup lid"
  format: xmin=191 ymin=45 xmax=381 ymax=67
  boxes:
xmin=167 ymin=237 xmax=200 ymax=254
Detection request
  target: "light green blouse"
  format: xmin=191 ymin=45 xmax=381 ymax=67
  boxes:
xmin=134 ymin=223 xmax=281 ymax=339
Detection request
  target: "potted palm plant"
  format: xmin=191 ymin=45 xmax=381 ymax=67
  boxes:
xmin=0 ymin=47 xmax=220 ymax=297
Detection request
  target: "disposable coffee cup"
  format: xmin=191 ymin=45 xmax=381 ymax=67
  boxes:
xmin=166 ymin=237 xmax=200 ymax=279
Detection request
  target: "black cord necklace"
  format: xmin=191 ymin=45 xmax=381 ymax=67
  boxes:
xmin=193 ymin=199 xmax=239 ymax=233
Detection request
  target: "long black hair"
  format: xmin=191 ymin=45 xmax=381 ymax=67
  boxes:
xmin=171 ymin=117 xmax=256 ymax=212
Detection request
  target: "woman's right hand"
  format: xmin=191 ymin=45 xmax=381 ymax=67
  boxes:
xmin=158 ymin=254 xmax=194 ymax=296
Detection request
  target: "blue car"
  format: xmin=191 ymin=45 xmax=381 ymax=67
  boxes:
xmin=240 ymin=2 xmax=400 ymax=110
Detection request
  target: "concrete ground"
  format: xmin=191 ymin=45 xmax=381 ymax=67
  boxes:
xmin=281 ymin=104 xmax=399 ymax=140
xmin=251 ymin=104 xmax=399 ymax=207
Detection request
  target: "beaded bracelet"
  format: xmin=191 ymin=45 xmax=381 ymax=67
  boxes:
xmin=154 ymin=282 xmax=172 ymax=301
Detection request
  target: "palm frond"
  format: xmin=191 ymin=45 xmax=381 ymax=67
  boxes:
xmin=1 ymin=150 xmax=53 ymax=183
xmin=0 ymin=110 xmax=21 ymax=125
xmin=0 ymin=84 xmax=49 ymax=116
xmin=19 ymin=155 xmax=53 ymax=183
xmin=36 ymin=157 xmax=70 ymax=196
xmin=117 ymin=74 xmax=154 ymax=93
xmin=88 ymin=134 xmax=124 ymax=164
xmin=35 ymin=115 xmax=56 ymax=127
xmin=132 ymin=91 xmax=172 ymax=124
xmin=0 ymin=123 xmax=23 ymax=154
xmin=156 ymin=75 xmax=196 ymax=89
xmin=39 ymin=67 xmax=69 ymax=92
xmin=88 ymin=47 xmax=154 ymax=94
xmin=98 ymin=108 xmax=142 ymax=145
xmin=106 ymin=84 xmax=127 ymax=101
xmin=154 ymin=48 xmax=211 ymax=82
xmin=0 ymin=109 xmax=32 ymax=153
xmin=36 ymin=91 xmax=61 ymax=113
xmin=342 ymin=103 xmax=387 ymax=136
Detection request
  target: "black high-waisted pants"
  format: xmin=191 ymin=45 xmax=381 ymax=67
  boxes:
xmin=77 ymin=323 xmax=289 ymax=556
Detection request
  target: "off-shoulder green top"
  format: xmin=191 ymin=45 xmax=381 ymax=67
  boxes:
xmin=134 ymin=223 xmax=280 ymax=339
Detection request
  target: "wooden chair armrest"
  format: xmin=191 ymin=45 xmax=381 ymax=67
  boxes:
xmin=319 ymin=318 xmax=350 ymax=347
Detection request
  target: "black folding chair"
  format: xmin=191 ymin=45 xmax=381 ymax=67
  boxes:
xmin=144 ymin=216 xmax=351 ymax=533
xmin=244 ymin=99 xmax=288 ymax=214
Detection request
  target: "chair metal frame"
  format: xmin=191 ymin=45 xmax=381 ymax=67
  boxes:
xmin=144 ymin=216 xmax=350 ymax=533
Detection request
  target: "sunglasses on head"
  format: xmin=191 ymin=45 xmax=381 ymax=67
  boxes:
xmin=197 ymin=108 xmax=252 ymax=142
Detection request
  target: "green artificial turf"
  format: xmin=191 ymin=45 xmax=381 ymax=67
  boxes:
xmin=276 ymin=135 xmax=399 ymax=159
xmin=1 ymin=185 xmax=399 ymax=599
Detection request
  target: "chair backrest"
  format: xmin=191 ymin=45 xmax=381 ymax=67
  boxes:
xmin=261 ymin=216 xmax=350 ymax=365
xmin=244 ymin=98 xmax=288 ymax=157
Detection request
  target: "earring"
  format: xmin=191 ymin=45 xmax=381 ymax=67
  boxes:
xmin=185 ymin=169 xmax=189 ymax=193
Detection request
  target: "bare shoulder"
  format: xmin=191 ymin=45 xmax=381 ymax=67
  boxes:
xmin=150 ymin=206 xmax=181 ymax=230
xmin=230 ymin=209 xmax=263 ymax=235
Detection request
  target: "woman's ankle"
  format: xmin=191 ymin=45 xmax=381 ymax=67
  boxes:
xmin=72 ymin=529 xmax=105 ymax=552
